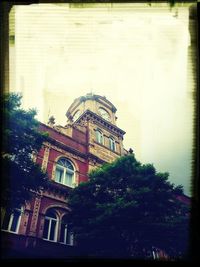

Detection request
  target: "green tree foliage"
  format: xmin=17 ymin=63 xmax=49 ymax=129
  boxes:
xmin=1 ymin=93 xmax=48 ymax=209
xmin=68 ymin=155 xmax=190 ymax=259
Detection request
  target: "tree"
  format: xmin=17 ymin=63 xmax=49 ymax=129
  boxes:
xmin=1 ymin=93 xmax=49 ymax=209
xmin=68 ymin=154 xmax=190 ymax=259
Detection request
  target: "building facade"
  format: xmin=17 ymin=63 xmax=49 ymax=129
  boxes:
xmin=1 ymin=93 xmax=128 ymax=258
xmin=1 ymin=93 xmax=191 ymax=259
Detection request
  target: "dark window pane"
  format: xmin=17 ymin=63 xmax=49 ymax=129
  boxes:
xmin=66 ymin=225 xmax=73 ymax=245
xmin=62 ymin=215 xmax=68 ymax=224
xmin=10 ymin=211 xmax=20 ymax=232
xmin=2 ymin=211 xmax=11 ymax=230
xmin=43 ymin=219 xmax=50 ymax=239
xmin=66 ymin=161 xmax=73 ymax=170
xmin=67 ymin=231 xmax=73 ymax=245
xmin=49 ymin=220 xmax=56 ymax=241
xmin=57 ymin=159 xmax=65 ymax=166
xmin=58 ymin=158 xmax=74 ymax=170
xmin=46 ymin=211 xmax=57 ymax=219
xmin=60 ymin=223 xmax=67 ymax=243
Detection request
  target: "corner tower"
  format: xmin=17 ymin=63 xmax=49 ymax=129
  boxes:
xmin=66 ymin=93 xmax=126 ymax=171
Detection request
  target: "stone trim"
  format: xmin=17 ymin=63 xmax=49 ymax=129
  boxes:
xmin=48 ymin=137 xmax=87 ymax=160
xmin=41 ymin=146 xmax=50 ymax=172
xmin=77 ymin=110 xmax=126 ymax=136
xmin=29 ymin=195 xmax=42 ymax=237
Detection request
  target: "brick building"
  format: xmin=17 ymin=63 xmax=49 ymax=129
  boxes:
xmin=1 ymin=93 xmax=128 ymax=258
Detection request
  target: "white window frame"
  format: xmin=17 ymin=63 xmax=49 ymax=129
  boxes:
xmin=109 ymin=136 xmax=116 ymax=151
xmin=96 ymin=129 xmax=104 ymax=145
xmin=55 ymin=158 xmax=75 ymax=188
xmin=152 ymin=248 xmax=160 ymax=259
xmin=43 ymin=213 xmax=58 ymax=242
xmin=60 ymin=222 xmax=74 ymax=246
xmin=59 ymin=221 xmax=68 ymax=245
xmin=1 ymin=208 xmax=22 ymax=234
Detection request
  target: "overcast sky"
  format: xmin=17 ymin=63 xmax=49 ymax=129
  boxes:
xmin=10 ymin=3 xmax=194 ymax=196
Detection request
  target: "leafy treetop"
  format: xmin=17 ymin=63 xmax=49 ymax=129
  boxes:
xmin=1 ymin=93 xmax=49 ymax=209
xmin=68 ymin=154 xmax=189 ymax=259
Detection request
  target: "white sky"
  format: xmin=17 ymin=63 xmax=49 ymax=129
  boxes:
xmin=10 ymin=3 xmax=194 ymax=196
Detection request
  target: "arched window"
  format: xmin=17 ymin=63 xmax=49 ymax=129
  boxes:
xmin=43 ymin=210 xmax=58 ymax=242
xmin=60 ymin=215 xmax=74 ymax=245
xmin=55 ymin=158 xmax=75 ymax=188
xmin=109 ymin=136 xmax=116 ymax=151
xmin=1 ymin=208 xmax=22 ymax=233
xmin=96 ymin=129 xmax=104 ymax=145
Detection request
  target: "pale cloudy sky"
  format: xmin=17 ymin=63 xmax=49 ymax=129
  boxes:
xmin=10 ymin=3 xmax=194 ymax=196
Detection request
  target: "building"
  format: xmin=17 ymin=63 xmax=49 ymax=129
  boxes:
xmin=1 ymin=93 xmax=128 ymax=258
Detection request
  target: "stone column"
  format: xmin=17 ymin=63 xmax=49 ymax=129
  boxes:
xmin=41 ymin=144 xmax=50 ymax=172
xmin=28 ymin=194 xmax=42 ymax=237
xmin=38 ymin=214 xmax=45 ymax=238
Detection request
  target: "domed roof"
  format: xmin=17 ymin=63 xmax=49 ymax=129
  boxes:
xmin=66 ymin=93 xmax=117 ymax=118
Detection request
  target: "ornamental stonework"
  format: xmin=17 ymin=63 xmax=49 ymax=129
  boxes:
xmin=89 ymin=144 xmax=119 ymax=163
xmin=41 ymin=146 xmax=50 ymax=172
xmin=5 ymin=94 xmax=127 ymax=254
xmin=29 ymin=195 xmax=42 ymax=236
xmin=50 ymin=144 xmax=86 ymax=163
xmin=43 ymin=191 xmax=67 ymax=202
xmin=19 ymin=211 xmax=29 ymax=235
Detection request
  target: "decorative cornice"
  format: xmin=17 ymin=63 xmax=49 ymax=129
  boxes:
xmin=44 ymin=180 xmax=72 ymax=197
xmin=77 ymin=109 xmax=126 ymax=136
xmin=47 ymin=136 xmax=87 ymax=160
xmin=87 ymin=153 xmax=107 ymax=165
xmin=40 ymin=122 xmax=86 ymax=146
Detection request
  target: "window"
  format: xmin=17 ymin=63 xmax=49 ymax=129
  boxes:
xmin=96 ymin=129 xmax=104 ymax=145
xmin=60 ymin=215 xmax=74 ymax=245
xmin=43 ymin=210 xmax=58 ymax=242
xmin=1 ymin=208 xmax=22 ymax=233
xmin=109 ymin=136 xmax=116 ymax=151
xmin=55 ymin=158 xmax=75 ymax=187
xmin=152 ymin=247 xmax=160 ymax=259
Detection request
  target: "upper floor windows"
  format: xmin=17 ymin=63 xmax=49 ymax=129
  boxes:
xmin=109 ymin=137 xmax=116 ymax=152
xmin=1 ymin=208 xmax=22 ymax=233
xmin=96 ymin=129 xmax=104 ymax=145
xmin=55 ymin=158 xmax=75 ymax=188
xmin=95 ymin=129 xmax=117 ymax=152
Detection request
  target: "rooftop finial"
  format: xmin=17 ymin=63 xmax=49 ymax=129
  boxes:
xmin=48 ymin=115 xmax=55 ymax=127
xmin=86 ymin=90 xmax=93 ymax=97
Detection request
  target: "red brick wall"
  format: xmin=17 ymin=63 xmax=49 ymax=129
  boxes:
xmin=37 ymin=123 xmax=89 ymax=183
xmin=36 ymin=145 xmax=45 ymax=166
xmin=39 ymin=123 xmax=87 ymax=154
xmin=46 ymin=148 xmax=59 ymax=179
xmin=76 ymin=159 xmax=88 ymax=183
xmin=72 ymin=128 xmax=87 ymax=143
xmin=23 ymin=122 xmax=90 ymax=239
